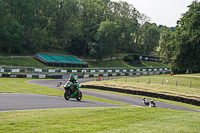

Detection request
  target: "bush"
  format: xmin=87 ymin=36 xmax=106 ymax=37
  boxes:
xmin=122 ymin=55 xmax=133 ymax=62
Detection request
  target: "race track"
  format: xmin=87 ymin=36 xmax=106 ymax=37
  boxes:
xmin=28 ymin=78 xmax=199 ymax=112
xmin=1 ymin=77 xmax=199 ymax=112
xmin=0 ymin=93 xmax=122 ymax=112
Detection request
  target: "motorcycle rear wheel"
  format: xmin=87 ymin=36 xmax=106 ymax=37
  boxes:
xmin=64 ymin=90 xmax=70 ymax=100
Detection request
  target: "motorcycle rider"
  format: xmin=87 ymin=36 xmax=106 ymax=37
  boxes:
xmin=143 ymin=97 xmax=149 ymax=105
xmin=64 ymin=73 xmax=79 ymax=92
xmin=69 ymin=73 xmax=78 ymax=83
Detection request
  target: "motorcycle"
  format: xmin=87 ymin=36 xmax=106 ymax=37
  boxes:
xmin=149 ymin=100 xmax=157 ymax=107
xmin=143 ymin=97 xmax=150 ymax=105
xmin=64 ymin=81 xmax=82 ymax=101
xmin=57 ymin=82 xmax=62 ymax=87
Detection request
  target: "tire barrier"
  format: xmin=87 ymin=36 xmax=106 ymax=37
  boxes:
xmin=81 ymin=85 xmax=200 ymax=106
xmin=1 ymin=74 xmax=27 ymax=78
xmin=46 ymin=75 xmax=62 ymax=79
xmin=0 ymin=74 xmax=62 ymax=79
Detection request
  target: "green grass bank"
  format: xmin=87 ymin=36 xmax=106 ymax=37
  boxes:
xmin=82 ymin=75 xmax=200 ymax=101
xmin=1 ymin=107 xmax=200 ymax=133
xmin=0 ymin=57 xmax=167 ymax=68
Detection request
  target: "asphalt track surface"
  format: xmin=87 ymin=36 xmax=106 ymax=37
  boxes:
xmin=1 ymin=78 xmax=199 ymax=112
xmin=0 ymin=93 xmax=122 ymax=112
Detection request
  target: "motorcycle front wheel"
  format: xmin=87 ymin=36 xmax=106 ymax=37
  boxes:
xmin=76 ymin=90 xmax=82 ymax=101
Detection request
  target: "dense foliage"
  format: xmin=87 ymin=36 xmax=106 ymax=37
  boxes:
xmin=1 ymin=0 xmax=197 ymax=73
xmin=159 ymin=0 xmax=200 ymax=73
xmin=0 ymin=0 xmax=164 ymax=61
xmin=122 ymin=55 xmax=133 ymax=62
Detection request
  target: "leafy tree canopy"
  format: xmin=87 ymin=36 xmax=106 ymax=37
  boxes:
xmin=159 ymin=1 xmax=200 ymax=73
xmin=0 ymin=0 xmax=167 ymax=62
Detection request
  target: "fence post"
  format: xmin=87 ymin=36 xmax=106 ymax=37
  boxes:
xmin=148 ymin=78 xmax=151 ymax=84
xmin=190 ymin=82 xmax=192 ymax=88
xmin=176 ymin=80 xmax=178 ymax=86
xmin=125 ymin=77 xmax=127 ymax=82
xmin=162 ymin=78 xmax=164 ymax=85
xmin=137 ymin=77 xmax=139 ymax=83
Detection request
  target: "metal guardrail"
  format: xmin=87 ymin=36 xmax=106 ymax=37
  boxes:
xmin=0 ymin=66 xmax=170 ymax=75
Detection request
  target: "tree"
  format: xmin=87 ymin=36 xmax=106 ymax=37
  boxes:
xmin=26 ymin=28 xmax=49 ymax=53
xmin=88 ymin=41 xmax=100 ymax=61
xmin=166 ymin=1 xmax=200 ymax=73
xmin=158 ymin=27 xmax=173 ymax=63
xmin=80 ymin=0 xmax=107 ymax=58
xmin=95 ymin=20 xmax=120 ymax=60
xmin=0 ymin=0 xmax=161 ymax=58
xmin=108 ymin=1 xmax=140 ymax=53
xmin=0 ymin=14 xmax=26 ymax=53
xmin=140 ymin=22 xmax=160 ymax=55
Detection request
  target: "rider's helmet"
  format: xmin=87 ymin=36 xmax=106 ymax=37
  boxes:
xmin=70 ymin=74 xmax=74 ymax=80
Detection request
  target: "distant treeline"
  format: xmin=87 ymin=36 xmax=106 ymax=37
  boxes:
xmin=0 ymin=0 xmax=173 ymax=61
xmin=159 ymin=1 xmax=200 ymax=73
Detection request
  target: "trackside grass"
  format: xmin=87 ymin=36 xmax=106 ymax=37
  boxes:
xmin=0 ymin=78 xmax=63 ymax=96
xmin=130 ymin=60 xmax=168 ymax=67
xmin=0 ymin=107 xmax=200 ymax=133
xmin=0 ymin=58 xmax=46 ymax=67
xmin=82 ymin=75 xmax=200 ymax=101
xmin=88 ymin=59 xmax=131 ymax=67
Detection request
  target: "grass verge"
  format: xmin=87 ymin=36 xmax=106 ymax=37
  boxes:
xmin=81 ymin=75 xmax=200 ymax=101
xmin=129 ymin=60 xmax=168 ymax=68
xmin=0 ymin=58 xmax=46 ymax=67
xmin=87 ymin=59 xmax=130 ymax=67
xmin=0 ymin=107 xmax=200 ymax=133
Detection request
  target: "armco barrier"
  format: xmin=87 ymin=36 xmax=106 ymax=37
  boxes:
xmin=1 ymin=67 xmax=171 ymax=74
xmin=0 ymin=71 xmax=170 ymax=79
xmin=78 ymin=71 xmax=171 ymax=78
xmin=81 ymin=85 xmax=200 ymax=106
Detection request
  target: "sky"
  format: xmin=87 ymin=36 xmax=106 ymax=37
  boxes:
xmin=113 ymin=0 xmax=196 ymax=27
